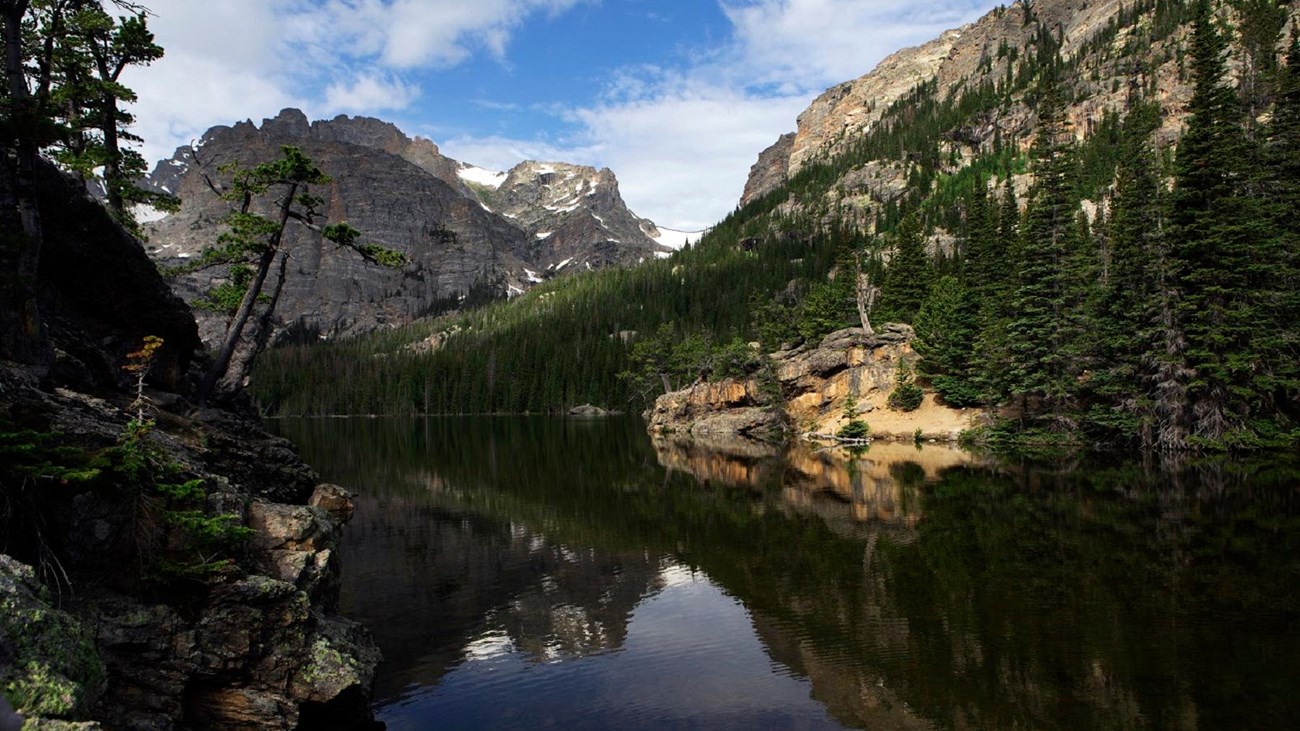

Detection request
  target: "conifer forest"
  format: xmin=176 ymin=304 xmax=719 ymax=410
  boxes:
xmin=254 ymin=0 xmax=1299 ymax=452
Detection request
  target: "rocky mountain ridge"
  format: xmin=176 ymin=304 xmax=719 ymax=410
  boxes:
xmin=144 ymin=109 xmax=674 ymax=343
xmin=741 ymin=0 xmax=1296 ymax=213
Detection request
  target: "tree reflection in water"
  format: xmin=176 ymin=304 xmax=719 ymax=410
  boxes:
xmin=276 ymin=416 xmax=1300 ymax=730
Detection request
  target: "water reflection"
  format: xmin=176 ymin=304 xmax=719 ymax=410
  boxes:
xmin=274 ymin=417 xmax=1300 ymax=730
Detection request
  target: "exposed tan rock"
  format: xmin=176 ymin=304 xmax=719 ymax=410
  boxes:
xmin=646 ymin=378 xmax=782 ymax=440
xmin=648 ymin=323 xmax=980 ymax=444
xmin=740 ymin=132 xmax=796 ymax=207
xmin=308 ymin=483 xmax=356 ymax=524
xmin=247 ymin=500 xmax=343 ymax=605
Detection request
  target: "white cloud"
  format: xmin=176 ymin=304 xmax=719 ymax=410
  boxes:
xmin=126 ymin=51 xmax=304 ymax=163
xmin=126 ymin=0 xmax=591 ymax=166
xmin=325 ymin=74 xmax=421 ymax=112
xmin=445 ymin=0 xmax=999 ymax=229
xmin=722 ymin=0 xmax=991 ymax=89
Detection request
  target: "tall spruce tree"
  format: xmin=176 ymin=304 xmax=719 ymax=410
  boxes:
xmin=1089 ymin=101 xmax=1165 ymax=441
xmin=881 ymin=210 xmax=930 ymax=323
xmin=1006 ymin=66 xmax=1079 ymax=423
xmin=1264 ymin=27 xmax=1300 ymax=421
xmin=1168 ymin=0 xmax=1271 ymax=446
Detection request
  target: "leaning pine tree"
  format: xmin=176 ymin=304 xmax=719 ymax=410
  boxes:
xmin=184 ymin=145 xmax=408 ymax=403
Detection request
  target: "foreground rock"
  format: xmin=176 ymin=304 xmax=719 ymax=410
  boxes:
xmin=646 ymin=378 xmax=784 ymax=442
xmin=647 ymin=324 xmax=981 ymax=443
xmin=0 ymin=161 xmax=380 ymax=729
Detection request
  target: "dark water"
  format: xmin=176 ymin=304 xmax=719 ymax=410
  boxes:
xmin=273 ymin=416 xmax=1300 ymax=730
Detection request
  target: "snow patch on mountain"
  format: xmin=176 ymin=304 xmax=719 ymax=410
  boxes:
xmin=457 ymin=163 xmax=507 ymax=189
xmin=651 ymin=226 xmax=705 ymax=250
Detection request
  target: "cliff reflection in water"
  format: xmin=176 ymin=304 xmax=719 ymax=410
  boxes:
xmin=276 ymin=416 xmax=1300 ymax=730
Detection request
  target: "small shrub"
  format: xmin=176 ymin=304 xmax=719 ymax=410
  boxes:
xmin=837 ymin=420 xmax=870 ymax=440
xmin=888 ymin=361 xmax=924 ymax=412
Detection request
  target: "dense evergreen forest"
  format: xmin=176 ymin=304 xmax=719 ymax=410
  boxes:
xmin=252 ymin=0 xmax=1299 ymax=451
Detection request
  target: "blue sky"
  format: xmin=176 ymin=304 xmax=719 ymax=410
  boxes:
xmin=127 ymin=0 xmax=999 ymax=230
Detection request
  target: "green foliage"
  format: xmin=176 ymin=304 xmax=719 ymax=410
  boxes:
xmin=35 ymin=3 xmax=172 ymax=232
xmin=836 ymin=420 xmax=871 ymax=440
xmin=914 ymin=275 xmax=982 ymax=407
xmin=192 ymin=264 xmax=266 ymax=315
xmin=356 ymin=242 xmax=408 ymax=268
xmin=888 ymin=361 xmax=925 ymax=412
xmin=106 ymin=416 xmax=252 ymax=581
xmin=619 ymin=326 xmax=767 ymax=407
xmin=880 ymin=211 xmax=931 ymax=323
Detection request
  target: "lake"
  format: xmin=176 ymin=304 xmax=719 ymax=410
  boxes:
xmin=273 ymin=416 xmax=1300 ymax=730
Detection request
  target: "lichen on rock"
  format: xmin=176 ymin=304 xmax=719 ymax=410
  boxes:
xmin=0 ymin=556 xmax=106 ymax=724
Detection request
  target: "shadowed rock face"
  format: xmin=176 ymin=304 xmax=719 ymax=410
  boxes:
xmin=145 ymin=109 xmax=668 ymax=345
xmin=1 ymin=161 xmax=382 ymax=730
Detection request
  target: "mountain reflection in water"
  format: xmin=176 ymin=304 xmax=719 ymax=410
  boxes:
xmin=273 ymin=416 xmax=1300 ymax=731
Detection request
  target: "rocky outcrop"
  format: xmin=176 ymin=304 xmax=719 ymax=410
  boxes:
xmin=145 ymin=109 xmax=669 ymax=345
xmin=1 ymin=164 xmax=381 ymax=729
xmin=645 ymin=378 xmax=784 ymax=441
xmin=739 ymin=133 xmax=795 ymax=207
xmin=0 ymin=556 xmax=106 ymax=728
xmin=647 ymin=324 xmax=980 ymax=443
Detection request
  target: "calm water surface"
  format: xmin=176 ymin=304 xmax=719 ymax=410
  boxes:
xmin=273 ymin=416 xmax=1300 ymax=730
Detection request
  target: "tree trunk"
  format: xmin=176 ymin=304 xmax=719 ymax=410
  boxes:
xmin=198 ymin=181 xmax=298 ymax=403
xmin=101 ymin=93 xmax=123 ymax=217
xmin=220 ymin=249 xmax=289 ymax=393
xmin=855 ymin=253 xmax=878 ymax=337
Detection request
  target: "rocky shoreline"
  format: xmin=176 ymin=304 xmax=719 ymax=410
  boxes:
xmin=1 ymin=163 xmax=381 ymax=729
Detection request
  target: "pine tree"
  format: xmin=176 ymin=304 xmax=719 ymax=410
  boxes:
xmin=1264 ymin=27 xmax=1300 ymax=420
xmin=1167 ymin=0 xmax=1269 ymax=446
xmin=881 ymin=210 xmax=931 ymax=323
xmin=915 ymin=275 xmax=981 ymax=406
xmin=1089 ymin=101 xmax=1165 ymax=440
xmin=1006 ymin=66 xmax=1078 ymax=423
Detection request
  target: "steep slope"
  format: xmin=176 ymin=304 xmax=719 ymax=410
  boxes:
xmin=144 ymin=109 xmax=670 ymax=342
xmin=742 ymin=0 xmax=1207 ymax=209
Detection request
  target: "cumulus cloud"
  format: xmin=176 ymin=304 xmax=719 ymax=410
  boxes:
xmin=324 ymin=74 xmax=421 ymax=113
xmin=127 ymin=0 xmax=591 ymax=165
xmin=125 ymin=0 xmax=999 ymax=227
xmin=722 ymin=0 xmax=993 ymax=90
xmin=445 ymin=0 xmax=999 ymax=228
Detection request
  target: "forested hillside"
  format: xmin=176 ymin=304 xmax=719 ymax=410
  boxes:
xmin=253 ymin=0 xmax=1299 ymax=451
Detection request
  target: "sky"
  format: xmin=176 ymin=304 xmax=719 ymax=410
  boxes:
xmin=124 ymin=0 xmax=1000 ymax=231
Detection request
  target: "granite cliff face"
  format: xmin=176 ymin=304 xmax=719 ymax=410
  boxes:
xmin=145 ymin=109 xmax=670 ymax=344
xmin=739 ymin=0 xmax=1265 ymax=209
